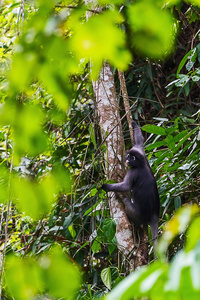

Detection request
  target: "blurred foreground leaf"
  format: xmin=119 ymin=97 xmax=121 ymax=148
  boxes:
xmin=13 ymin=166 xmax=71 ymax=220
xmin=0 ymin=102 xmax=47 ymax=162
xmin=128 ymin=1 xmax=176 ymax=58
xmin=157 ymin=204 xmax=200 ymax=259
xmin=70 ymin=10 xmax=131 ymax=78
xmin=5 ymin=245 xmax=81 ymax=299
xmin=0 ymin=166 xmax=11 ymax=204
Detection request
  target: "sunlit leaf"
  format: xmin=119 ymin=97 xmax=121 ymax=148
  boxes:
xmin=0 ymin=102 xmax=47 ymax=161
xmin=165 ymin=243 xmax=200 ymax=297
xmin=142 ymin=124 xmax=166 ymax=135
xmin=128 ymin=1 xmax=175 ymax=58
xmin=13 ymin=175 xmax=56 ymax=220
xmin=39 ymin=66 xmax=71 ymax=111
xmin=102 ymin=218 xmax=116 ymax=242
xmin=5 ymin=245 xmax=81 ymax=299
xmin=39 ymin=246 xmax=81 ymax=298
xmin=70 ymin=10 xmax=131 ymax=78
xmin=9 ymin=51 xmax=39 ymax=91
xmin=97 ymin=0 xmax=123 ymax=4
xmin=92 ymin=239 xmax=101 ymax=253
xmin=187 ymin=0 xmax=200 ymax=6
xmin=186 ymin=217 xmax=200 ymax=252
xmin=157 ymin=205 xmax=200 ymax=259
xmin=105 ymin=261 xmax=167 ymax=300
xmin=6 ymin=256 xmax=42 ymax=300
xmin=0 ymin=166 xmax=11 ymax=204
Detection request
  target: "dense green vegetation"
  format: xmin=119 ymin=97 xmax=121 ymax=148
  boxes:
xmin=0 ymin=0 xmax=199 ymax=299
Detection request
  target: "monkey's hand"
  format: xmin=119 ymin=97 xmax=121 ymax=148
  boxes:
xmin=101 ymin=183 xmax=109 ymax=191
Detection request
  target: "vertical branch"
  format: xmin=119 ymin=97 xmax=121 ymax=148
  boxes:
xmin=118 ymin=70 xmax=134 ymax=146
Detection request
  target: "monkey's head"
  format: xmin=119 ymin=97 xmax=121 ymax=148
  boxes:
xmin=125 ymin=149 xmax=145 ymax=168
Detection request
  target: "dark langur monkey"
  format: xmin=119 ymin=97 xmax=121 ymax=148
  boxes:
xmin=102 ymin=120 xmax=160 ymax=249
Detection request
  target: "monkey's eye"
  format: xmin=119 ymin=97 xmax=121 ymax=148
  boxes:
xmin=132 ymin=156 xmax=136 ymax=160
xmin=127 ymin=154 xmax=130 ymax=158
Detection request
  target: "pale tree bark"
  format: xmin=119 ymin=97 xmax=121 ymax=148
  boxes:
xmin=93 ymin=62 xmax=135 ymax=270
xmin=93 ymin=63 xmax=149 ymax=269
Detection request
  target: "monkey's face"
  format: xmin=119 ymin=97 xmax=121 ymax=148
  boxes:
xmin=125 ymin=149 xmax=145 ymax=168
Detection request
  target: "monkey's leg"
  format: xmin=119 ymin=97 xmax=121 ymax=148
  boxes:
xmin=123 ymin=198 xmax=141 ymax=225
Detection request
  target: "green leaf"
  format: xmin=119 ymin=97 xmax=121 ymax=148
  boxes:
xmin=128 ymin=2 xmax=175 ymax=59
xmin=84 ymin=201 xmax=104 ymax=216
xmin=92 ymin=239 xmax=101 ymax=254
xmin=157 ymin=205 xmax=200 ymax=258
xmin=171 ymin=130 xmax=188 ymax=143
xmin=63 ymin=216 xmax=72 ymax=238
xmin=5 ymin=246 xmax=81 ymax=299
xmin=89 ymin=123 xmax=97 ymax=149
xmin=90 ymin=188 xmax=98 ymax=196
xmin=40 ymin=246 xmax=82 ymax=299
xmin=145 ymin=140 xmax=166 ymax=151
xmin=13 ymin=175 xmax=57 ymax=220
xmin=68 ymin=224 xmax=76 ymax=238
xmin=186 ymin=217 xmax=200 ymax=252
xmin=166 ymin=134 xmax=175 ymax=152
xmin=174 ymin=196 xmax=181 ymax=211
xmin=105 ymin=261 xmax=167 ymax=300
xmin=175 ymin=130 xmax=195 ymax=152
xmin=0 ymin=103 xmax=48 ymax=161
xmin=108 ymin=237 xmax=117 ymax=255
xmin=103 ymin=218 xmax=116 ymax=242
xmin=5 ymin=256 xmax=43 ymax=300
xmin=165 ymin=243 xmax=200 ymax=297
xmin=184 ymin=82 xmax=190 ymax=96
xmin=70 ymin=10 xmax=131 ymax=78
xmin=0 ymin=166 xmax=11 ymax=204
xmin=39 ymin=67 xmax=71 ymax=111
xmin=101 ymin=267 xmax=112 ymax=290
xmin=177 ymin=49 xmax=192 ymax=74
xmin=9 ymin=51 xmax=39 ymax=91
xmin=142 ymin=125 xmax=166 ymax=136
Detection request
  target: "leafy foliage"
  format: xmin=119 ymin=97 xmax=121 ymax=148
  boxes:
xmin=167 ymin=43 xmax=200 ymax=97
xmin=0 ymin=0 xmax=199 ymax=299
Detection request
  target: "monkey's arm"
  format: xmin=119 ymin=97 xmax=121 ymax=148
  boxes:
xmin=132 ymin=120 xmax=144 ymax=148
xmin=102 ymin=170 xmax=133 ymax=193
xmin=102 ymin=182 xmax=130 ymax=193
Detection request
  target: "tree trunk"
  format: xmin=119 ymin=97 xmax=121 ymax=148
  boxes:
xmin=93 ymin=63 xmax=134 ymax=258
xmin=93 ymin=63 xmax=148 ymax=269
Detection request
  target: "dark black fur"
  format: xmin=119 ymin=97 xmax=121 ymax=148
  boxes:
xmin=102 ymin=120 xmax=160 ymax=248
